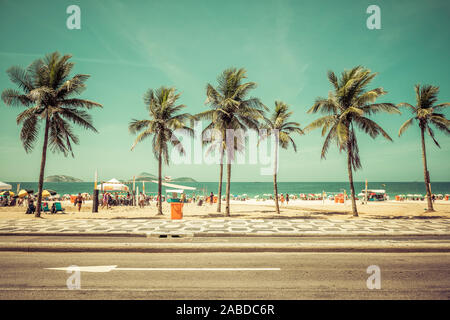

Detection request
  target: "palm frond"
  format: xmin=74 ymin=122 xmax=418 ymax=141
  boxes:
xmin=398 ymin=118 xmax=414 ymax=137
xmin=20 ymin=115 xmax=40 ymax=153
xmin=6 ymin=66 xmax=34 ymax=93
xmin=1 ymin=89 xmax=33 ymax=107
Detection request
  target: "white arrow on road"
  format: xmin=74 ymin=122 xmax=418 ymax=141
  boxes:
xmin=45 ymin=266 xmax=281 ymax=273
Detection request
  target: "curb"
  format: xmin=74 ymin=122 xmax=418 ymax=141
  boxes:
xmin=0 ymin=231 xmax=449 ymax=238
xmin=1 ymin=242 xmax=450 ymax=253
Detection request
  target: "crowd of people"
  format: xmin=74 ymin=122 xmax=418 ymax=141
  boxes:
xmin=0 ymin=194 xmax=26 ymax=207
xmin=99 ymin=192 xmax=162 ymax=209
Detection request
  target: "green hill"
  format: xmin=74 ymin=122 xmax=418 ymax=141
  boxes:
xmin=45 ymin=175 xmax=83 ymax=182
xmin=134 ymin=172 xmax=157 ymax=181
xmin=133 ymin=173 xmax=196 ymax=183
xmin=171 ymin=177 xmax=197 ymax=183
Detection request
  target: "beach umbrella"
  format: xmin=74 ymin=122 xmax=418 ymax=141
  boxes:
xmin=42 ymin=190 xmax=51 ymax=198
xmin=18 ymin=189 xmax=28 ymax=198
xmin=45 ymin=189 xmax=57 ymax=196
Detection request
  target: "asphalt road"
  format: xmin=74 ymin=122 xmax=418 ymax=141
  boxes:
xmin=0 ymin=251 xmax=449 ymax=299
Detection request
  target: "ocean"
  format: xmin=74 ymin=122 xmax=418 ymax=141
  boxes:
xmin=4 ymin=181 xmax=450 ymax=198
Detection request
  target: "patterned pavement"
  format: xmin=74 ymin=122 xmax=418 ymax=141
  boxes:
xmin=0 ymin=218 xmax=449 ymax=236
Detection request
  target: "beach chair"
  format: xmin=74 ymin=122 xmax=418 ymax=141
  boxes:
xmin=51 ymin=202 xmax=65 ymax=214
xmin=41 ymin=202 xmax=50 ymax=213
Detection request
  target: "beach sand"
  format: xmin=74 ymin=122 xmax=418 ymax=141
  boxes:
xmin=0 ymin=199 xmax=449 ymax=220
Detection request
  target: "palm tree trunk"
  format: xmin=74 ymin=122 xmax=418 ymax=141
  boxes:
xmin=225 ymin=162 xmax=231 ymax=217
xmin=157 ymin=150 xmax=163 ymax=215
xmin=35 ymin=113 xmax=50 ymax=218
xmin=217 ymin=149 xmax=224 ymax=213
xmin=273 ymin=143 xmax=280 ymax=214
xmin=420 ymin=126 xmax=434 ymax=211
xmin=347 ymin=142 xmax=358 ymax=217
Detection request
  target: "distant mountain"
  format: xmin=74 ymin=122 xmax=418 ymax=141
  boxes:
xmin=171 ymin=177 xmax=197 ymax=183
xmin=134 ymin=172 xmax=157 ymax=181
xmin=45 ymin=175 xmax=83 ymax=182
xmin=133 ymin=172 xmax=196 ymax=183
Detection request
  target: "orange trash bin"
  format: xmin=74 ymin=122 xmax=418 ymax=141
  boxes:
xmin=171 ymin=202 xmax=183 ymax=220
xmin=339 ymin=198 xmax=344 ymax=204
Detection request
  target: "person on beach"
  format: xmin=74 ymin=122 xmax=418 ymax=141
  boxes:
xmin=209 ymin=192 xmax=214 ymax=205
xmin=101 ymin=192 xmax=109 ymax=210
xmin=76 ymin=193 xmax=83 ymax=212
xmin=26 ymin=198 xmax=35 ymax=214
xmin=139 ymin=192 xmax=145 ymax=208
xmin=280 ymin=194 xmax=285 ymax=205
xmin=286 ymin=193 xmax=289 ymax=205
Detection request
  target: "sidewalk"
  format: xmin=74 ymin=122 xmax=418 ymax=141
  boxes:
xmin=0 ymin=218 xmax=448 ymax=237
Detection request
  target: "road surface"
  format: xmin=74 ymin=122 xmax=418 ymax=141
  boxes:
xmin=0 ymin=250 xmax=449 ymax=299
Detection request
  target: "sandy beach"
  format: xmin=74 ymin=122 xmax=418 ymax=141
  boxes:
xmin=1 ymin=199 xmax=449 ymax=220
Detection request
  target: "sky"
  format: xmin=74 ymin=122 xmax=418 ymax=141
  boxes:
xmin=0 ymin=0 xmax=449 ymax=182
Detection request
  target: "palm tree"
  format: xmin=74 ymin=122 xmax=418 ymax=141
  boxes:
xmin=305 ymin=66 xmax=399 ymax=216
xmin=1 ymin=52 xmax=102 ymax=217
xmin=398 ymin=84 xmax=450 ymax=212
xmin=196 ymin=68 xmax=266 ymax=216
xmin=260 ymin=101 xmax=304 ymax=214
xmin=129 ymin=87 xmax=193 ymax=215
xmin=200 ymin=117 xmax=226 ymax=213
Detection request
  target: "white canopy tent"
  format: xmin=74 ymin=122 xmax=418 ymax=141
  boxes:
xmin=96 ymin=178 xmax=130 ymax=192
xmin=0 ymin=181 xmax=12 ymax=190
xmin=166 ymin=189 xmax=184 ymax=194
xmin=150 ymin=180 xmax=196 ymax=191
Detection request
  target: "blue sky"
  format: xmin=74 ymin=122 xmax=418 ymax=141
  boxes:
xmin=0 ymin=0 xmax=449 ymax=182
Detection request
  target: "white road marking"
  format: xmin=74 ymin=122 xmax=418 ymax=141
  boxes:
xmin=45 ymin=265 xmax=281 ymax=272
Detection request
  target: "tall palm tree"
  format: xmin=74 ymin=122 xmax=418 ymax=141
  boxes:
xmin=398 ymin=84 xmax=450 ymax=212
xmin=200 ymin=118 xmax=226 ymax=213
xmin=129 ymin=87 xmax=193 ymax=215
xmin=1 ymin=52 xmax=102 ymax=217
xmin=196 ymin=68 xmax=266 ymax=216
xmin=260 ymin=101 xmax=304 ymax=214
xmin=305 ymin=66 xmax=399 ymax=216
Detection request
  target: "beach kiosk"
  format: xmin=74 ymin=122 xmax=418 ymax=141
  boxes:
xmin=96 ymin=178 xmax=130 ymax=192
xmin=145 ymin=180 xmax=196 ymax=219
xmin=359 ymin=189 xmax=387 ymax=201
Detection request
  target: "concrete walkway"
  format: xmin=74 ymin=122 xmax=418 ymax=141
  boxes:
xmin=0 ymin=218 xmax=448 ymax=237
